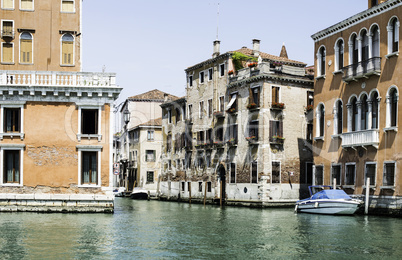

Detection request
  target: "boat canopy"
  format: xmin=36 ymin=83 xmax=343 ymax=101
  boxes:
xmin=311 ymin=189 xmax=351 ymax=200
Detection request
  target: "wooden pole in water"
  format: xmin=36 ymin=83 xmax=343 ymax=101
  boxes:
xmin=333 ymin=178 xmax=336 ymax=190
xmin=203 ymin=181 xmax=207 ymax=206
xmin=365 ymin=177 xmax=370 ymax=214
xmin=189 ymin=182 xmax=192 ymax=205
xmin=220 ymin=180 xmax=223 ymax=207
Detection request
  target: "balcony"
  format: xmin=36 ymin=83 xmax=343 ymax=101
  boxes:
xmin=213 ymin=111 xmax=225 ymax=119
xmin=341 ymin=129 xmax=379 ymax=149
xmin=1 ymin=29 xmax=14 ymax=39
xmin=342 ymin=57 xmax=381 ymax=82
xmin=0 ymin=70 xmax=117 ymax=87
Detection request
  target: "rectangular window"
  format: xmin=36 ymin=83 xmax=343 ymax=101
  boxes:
xmin=272 ymin=86 xmax=280 ymax=103
xmin=1 ymin=42 xmax=13 ymax=63
xmin=215 ymin=126 xmax=223 ymax=142
xmin=188 ymin=75 xmax=193 ymax=87
xmin=166 ymin=133 xmax=172 ymax=152
xmin=307 ymin=123 xmax=313 ymax=141
xmin=228 ymin=124 xmax=238 ymax=144
xmin=270 ymin=120 xmax=283 ymax=140
xmin=219 ymin=63 xmax=225 ymax=77
xmin=250 ymin=87 xmax=260 ymax=107
xmin=230 ymin=163 xmax=236 ymax=183
xmin=199 ymin=101 xmax=204 ymax=119
xmin=145 ymin=150 xmax=155 ymax=162
xmin=62 ymin=39 xmax=73 ymax=65
xmin=147 ymin=130 xmax=154 ymax=141
xmin=1 ymin=0 xmax=14 ymax=9
xmin=331 ymin=164 xmax=341 ymax=186
xmin=345 ymin=163 xmax=356 ymax=186
xmin=168 ymin=160 xmax=172 ymax=170
xmin=199 ymin=71 xmax=205 ymax=84
xmin=208 ymin=68 xmax=213 ymax=81
xmin=82 ymin=151 xmax=97 ymax=185
xmin=181 ymin=182 xmax=185 ymax=191
xmin=208 ymin=99 xmax=212 ymax=117
xmin=206 ymin=129 xmax=212 ymax=145
xmin=248 ymin=120 xmax=258 ymax=139
xmin=206 ymin=151 xmax=211 ymax=168
xmin=314 ymin=165 xmax=323 ymax=185
xmin=272 ymin=161 xmax=281 ymax=184
xmin=251 ymin=161 xmax=258 ymax=183
xmin=188 ymin=181 xmax=191 ymax=192
xmin=305 ymin=162 xmax=313 ymax=184
xmin=175 ymin=108 xmax=181 ymax=124
xmin=4 ymin=108 xmax=20 ymax=133
xmin=147 ymin=171 xmax=154 ymax=183
xmin=383 ymin=162 xmax=395 ymax=186
xmin=199 ymin=182 xmax=202 ymax=192
xmin=207 ymin=181 xmax=212 ymax=192
xmin=3 ymin=150 xmax=20 ymax=184
xmin=81 ymin=109 xmax=98 ymax=134
xmin=365 ymin=163 xmax=376 ymax=186
xmin=188 ymin=104 xmax=193 ymax=120
xmin=61 ymin=0 xmax=74 ymax=12
xmin=307 ymin=91 xmax=314 ymax=106
xmin=20 ymin=0 xmax=33 ymax=10
xmin=167 ymin=109 xmax=172 ymax=124
xmin=219 ymin=96 xmax=225 ymax=112
xmin=185 ymin=151 xmax=192 ymax=169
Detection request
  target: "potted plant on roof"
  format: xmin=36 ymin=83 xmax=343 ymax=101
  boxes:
xmin=228 ymin=70 xmax=234 ymax=76
xmin=248 ymin=62 xmax=258 ymax=70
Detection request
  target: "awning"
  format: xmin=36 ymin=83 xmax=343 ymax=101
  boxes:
xmin=226 ymin=94 xmax=237 ymax=110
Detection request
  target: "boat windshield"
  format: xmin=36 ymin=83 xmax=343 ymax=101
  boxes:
xmin=311 ymin=189 xmax=352 ymax=200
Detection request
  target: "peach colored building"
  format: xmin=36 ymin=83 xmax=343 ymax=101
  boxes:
xmin=0 ymin=0 xmax=121 ymax=212
xmin=312 ymin=0 xmax=401 ymax=215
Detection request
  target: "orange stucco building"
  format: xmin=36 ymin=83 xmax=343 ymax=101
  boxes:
xmin=312 ymin=0 xmax=401 ymax=215
xmin=0 ymin=0 xmax=121 ymax=212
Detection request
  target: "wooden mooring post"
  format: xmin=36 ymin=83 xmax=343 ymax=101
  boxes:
xmin=365 ymin=177 xmax=370 ymax=215
xmin=189 ymin=182 xmax=192 ymax=205
xmin=220 ymin=180 xmax=223 ymax=207
xmin=203 ymin=181 xmax=207 ymax=206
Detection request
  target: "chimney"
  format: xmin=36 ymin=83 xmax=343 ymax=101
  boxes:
xmin=252 ymin=39 xmax=260 ymax=57
xmin=164 ymin=93 xmax=169 ymax=102
xmin=213 ymin=40 xmax=220 ymax=58
xmin=369 ymin=0 xmax=387 ymax=8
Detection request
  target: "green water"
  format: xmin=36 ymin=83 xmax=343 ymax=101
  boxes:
xmin=0 ymin=198 xmax=401 ymax=259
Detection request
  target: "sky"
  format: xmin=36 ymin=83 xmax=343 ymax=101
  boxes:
xmin=82 ymin=0 xmax=368 ymax=107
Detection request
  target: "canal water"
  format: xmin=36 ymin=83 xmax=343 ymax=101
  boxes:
xmin=1 ymin=198 xmax=402 ymax=259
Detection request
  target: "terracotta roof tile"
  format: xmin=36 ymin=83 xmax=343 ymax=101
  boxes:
xmin=229 ymin=47 xmax=305 ymax=65
xmin=139 ymin=117 xmax=162 ymax=127
xmin=128 ymin=89 xmax=178 ymax=101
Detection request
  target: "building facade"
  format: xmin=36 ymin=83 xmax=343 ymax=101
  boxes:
xmin=160 ymin=40 xmax=314 ymax=206
xmin=311 ymin=0 xmax=401 ymax=215
xmin=0 ymin=0 xmax=121 ymax=212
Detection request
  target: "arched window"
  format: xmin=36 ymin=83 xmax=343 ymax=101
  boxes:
xmin=361 ymin=94 xmax=369 ymax=130
xmin=61 ymin=33 xmax=74 ymax=65
xmin=371 ymin=25 xmax=380 ymax=58
xmin=371 ymin=91 xmax=379 ymax=129
xmin=388 ymin=17 xmax=399 ymax=54
xmin=361 ymin=30 xmax=369 ymax=62
xmin=317 ymin=46 xmax=326 ymax=77
xmin=316 ymin=103 xmax=325 ymax=137
xmin=348 ymin=97 xmax=358 ymax=132
xmin=350 ymin=34 xmax=358 ymax=65
xmin=334 ymin=100 xmax=343 ymax=135
xmin=387 ymin=87 xmax=398 ymax=128
xmin=20 ymin=32 xmax=32 ymax=63
xmin=335 ymin=39 xmax=344 ymax=71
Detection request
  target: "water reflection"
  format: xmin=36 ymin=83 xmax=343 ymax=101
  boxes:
xmin=0 ymin=199 xmax=402 ymax=259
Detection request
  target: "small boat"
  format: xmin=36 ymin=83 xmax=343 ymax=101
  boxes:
xmin=113 ymin=187 xmax=126 ymax=197
xmin=295 ymin=185 xmax=363 ymax=215
xmin=130 ymin=187 xmax=149 ymax=200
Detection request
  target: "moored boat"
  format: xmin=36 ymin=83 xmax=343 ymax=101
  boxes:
xmin=130 ymin=187 xmax=149 ymax=200
xmin=295 ymin=186 xmax=363 ymax=215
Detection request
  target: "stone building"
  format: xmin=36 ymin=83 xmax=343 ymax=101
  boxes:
xmin=159 ymin=40 xmax=314 ymax=206
xmin=0 ymin=0 xmax=121 ymax=212
xmin=311 ymin=0 xmax=401 ymax=215
xmin=117 ymin=90 xmax=177 ymax=194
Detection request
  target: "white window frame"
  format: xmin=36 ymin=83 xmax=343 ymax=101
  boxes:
xmin=0 ymin=101 xmax=25 ymax=140
xmin=167 ymin=109 xmax=172 ymax=124
xmin=77 ymin=105 xmax=102 ymax=142
xmin=207 ymin=98 xmax=212 ymax=118
xmin=386 ymin=16 xmax=400 ymax=56
xmin=333 ymin=38 xmax=344 ymax=73
xmin=219 ymin=63 xmax=225 ymax=77
xmin=77 ymin=145 xmax=102 ymax=188
xmin=316 ymin=45 xmax=326 ymax=78
xmin=228 ymin=162 xmax=236 ymax=184
xmin=208 ymin=68 xmax=213 ymax=81
xmin=382 ymin=161 xmax=396 ymax=188
xmin=199 ymin=71 xmax=205 ymax=84
xmin=0 ymin=144 xmax=25 ymax=187
xmin=188 ymin=75 xmax=193 ymax=87
xmin=385 ymin=85 xmax=398 ymax=131
xmin=146 ymin=171 xmax=154 ymax=184
xmin=1 ymin=0 xmax=14 ymax=10
xmin=147 ymin=130 xmax=154 ymax=141
xmin=1 ymin=41 xmax=14 ymax=64
xmin=218 ymin=95 xmax=225 ymax=112
xmin=60 ymin=0 xmax=75 ymax=13
xmin=315 ymin=103 xmax=325 ymax=139
xmin=333 ymin=99 xmax=343 ymax=136
xmin=60 ymin=33 xmax=75 ymax=66
xmin=19 ymin=0 xmax=34 ymax=11
xmin=330 ymin=163 xmax=342 ymax=187
xmin=250 ymin=161 xmax=258 ymax=184
xmin=364 ymin=162 xmax=377 ymax=187
xmin=19 ymin=31 xmax=34 ymax=64
xmin=344 ymin=162 xmax=356 ymax=187
xmin=312 ymin=165 xmax=324 ymax=186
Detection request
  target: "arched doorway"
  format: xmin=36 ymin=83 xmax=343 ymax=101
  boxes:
xmin=217 ymin=164 xmax=226 ymax=205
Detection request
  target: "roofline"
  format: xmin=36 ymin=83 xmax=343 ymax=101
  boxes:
xmin=160 ymin=97 xmax=186 ymax=108
xmin=228 ymin=74 xmax=313 ymax=88
xmin=311 ymin=0 xmax=402 ymax=42
xmin=128 ymin=125 xmax=162 ymax=131
xmin=185 ymin=53 xmax=231 ymax=73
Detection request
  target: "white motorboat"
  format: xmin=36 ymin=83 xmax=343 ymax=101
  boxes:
xmin=295 ymin=186 xmax=363 ymax=215
xmin=130 ymin=187 xmax=149 ymax=200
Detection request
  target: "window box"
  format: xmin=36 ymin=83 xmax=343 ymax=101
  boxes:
xmin=271 ymin=102 xmax=285 ymax=110
xmin=246 ymin=136 xmax=258 ymax=144
xmin=213 ymin=111 xmax=225 ymax=118
xmin=213 ymin=141 xmax=225 ymax=148
xmin=305 ymin=105 xmax=314 ymax=113
xmin=270 ymin=136 xmax=284 ymax=144
xmin=247 ymin=103 xmax=258 ymax=110
xmin=226 ymin=108 xmax=237 ymax=114
xmin=226 ymin=138 xmax=237 ymax=146
xmin=228 ymin=70 xmax=234 ymax=76
xmin=248 ymin=62 xmax=258 ymax=68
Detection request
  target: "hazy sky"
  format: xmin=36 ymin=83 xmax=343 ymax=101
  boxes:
xmin=82 ymin=0 xmax=367 ymax=106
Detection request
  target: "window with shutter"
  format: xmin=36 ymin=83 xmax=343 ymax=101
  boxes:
xmin=20 ymin=32 xmax=33 ymax=63
xmin=20 ymin=0 xmax=33 ymax=10
xmin=2 ymin=42 xmax=13 ymax=63
xmin=61 ymin=0 xmax=74 ymax=12
xmin=2 ymin=0 xmax=14 ymax=9
xmin=61 ymin=33 xmax=74 ymax=65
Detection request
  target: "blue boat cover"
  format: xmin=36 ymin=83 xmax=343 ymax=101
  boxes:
xmin=311 ymin=189 xmax=351 ymax=200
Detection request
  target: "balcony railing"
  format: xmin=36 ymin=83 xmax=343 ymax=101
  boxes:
xmin=0 ymin=70 xmax=117 ymax=87
xmin=342 ymin=57 xmax=381 ymax=82
xmin=341 ymin=129 xmax=379 ymax=149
